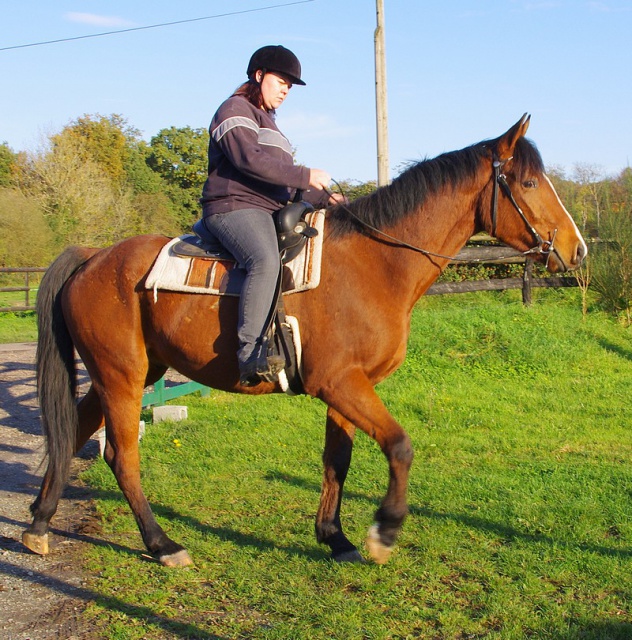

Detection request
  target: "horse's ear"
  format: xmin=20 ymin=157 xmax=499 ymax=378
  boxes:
xmin=496 ymin=113 xmax=531 ymax=160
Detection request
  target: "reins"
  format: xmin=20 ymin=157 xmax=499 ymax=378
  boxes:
xmin=327 ymin=156 xmax=561 ymax=266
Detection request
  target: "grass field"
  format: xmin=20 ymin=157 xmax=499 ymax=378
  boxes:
xmin=0 ymin=310 xmax=37 ymax=343
xmin=0 ymin=290 xmax=632 ymax=640
xmin=0 ymin=289 xmax=38 ymax=342
xmin=27 ymin=290 xmax=632 ymax=638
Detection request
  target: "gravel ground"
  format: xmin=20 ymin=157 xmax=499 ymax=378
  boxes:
xmin=0 ymin=343 xmax=197 ymax=639
xmin=0 ymin=342 xmax=99 ymax=639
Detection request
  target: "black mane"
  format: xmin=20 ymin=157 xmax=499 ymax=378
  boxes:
xmin=328 ymin=136 xmax=544 ymax=236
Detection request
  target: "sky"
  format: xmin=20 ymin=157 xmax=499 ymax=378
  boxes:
xmin=1 ymin=0 xmax=630 ymax=183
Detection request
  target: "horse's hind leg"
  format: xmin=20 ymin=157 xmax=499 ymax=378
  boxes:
xmin=100 ymin=383 xmax=192 ymax=567
xmin=24 ymin=386 xmax=105 ymax=555
xmin=315 ymin=408 xmax=364 ymax=563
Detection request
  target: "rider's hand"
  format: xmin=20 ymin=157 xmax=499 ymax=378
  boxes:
xmin=308 ymin=168 xmax=332 ymax=191
xmin=327 ymin=192 xmax=348 ymax=205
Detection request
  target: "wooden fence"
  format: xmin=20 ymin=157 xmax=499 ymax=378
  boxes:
xmin=1 ymin=249 xmax=578 ymax=406
xmin=0 ymin=245 xmax=578 ymax=313
xmin=0 ymin=267 xmax=47 ymax=312
xmin=427 ymin=245 xmax=578 ymax=304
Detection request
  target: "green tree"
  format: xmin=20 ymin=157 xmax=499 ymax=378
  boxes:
xmin=335 ymin=179 xmax=377 ymax=201
xmin=0 ymin=187 xmax=55 ymax=266
xmin=57 ymin=113 xmax=140 ymax=184
xmin=591 ymin=207 xmax=632 ymax=321
xmin=0 ymin=142 xmax=17 ymax=187
xmin=14 ymin=115 xmax=185 ymax=246
xmin=147 ymin=126 xmax=209 ymax=224
xmin=15 ymin=133 xmax=140 ymax=247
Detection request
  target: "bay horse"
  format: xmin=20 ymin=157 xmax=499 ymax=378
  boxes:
xmin=24 ymin=115 xmax=586 ymax=566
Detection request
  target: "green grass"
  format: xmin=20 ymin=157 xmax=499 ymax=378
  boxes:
xmin=0 ymin=289 xmax=38 ymax=342
xmin=74 ymin=289 xmax=632 ymax=638
xmin=0 ymin=310 xmax=37 ymax=342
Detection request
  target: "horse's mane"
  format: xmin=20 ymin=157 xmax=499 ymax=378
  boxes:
xmin=328 ymin=136 xmax=544 ymax=236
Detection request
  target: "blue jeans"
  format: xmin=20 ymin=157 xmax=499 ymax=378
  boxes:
xmin=203 ymin=209 xmax=280 ymax=366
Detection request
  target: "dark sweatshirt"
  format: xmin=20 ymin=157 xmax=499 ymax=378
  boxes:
xmin=201 ymin=95 xmax=328 ymax=216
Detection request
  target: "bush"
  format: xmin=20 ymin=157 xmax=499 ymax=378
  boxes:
xmin=590 ymin=208 xmax=632 ymax=320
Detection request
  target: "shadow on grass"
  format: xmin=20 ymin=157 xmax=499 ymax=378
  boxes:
xmin=264 ymin=470 xmax=632 ymax=560
xmin=566 ymin=620 xmax=632 ymax=640
xmin=596 ymin=336 xmax=632 ymax=362
xmin=27 ymin=485 xmax=327 ymax=563
xmin=7 ymin=469 xmax=628 ymax=640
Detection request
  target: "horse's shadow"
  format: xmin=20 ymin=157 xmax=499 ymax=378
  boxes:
xmin=6 ymin=482 xmax=327 ymax=563
xmin=263 ymin=470 xmax=632 ymax=560
xmin=5 ymin=467 xmax=631 ymax=640
xmin=3 ymin=517 xmax=631 ymax=640
xmin=42 ymin=468 xmax=632 ymax=564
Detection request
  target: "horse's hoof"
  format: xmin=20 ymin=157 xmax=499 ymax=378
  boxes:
xmin=159 ymin=549 xmax=193 ymax=567
xmin=366 ymin=524 xmax=394 ymax=564
xmin=333 ymin=549 xmax=367 ymax=564
xmin=22 ymin=531 xmax=49 ymax=555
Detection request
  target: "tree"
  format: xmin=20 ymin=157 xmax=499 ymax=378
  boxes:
xmin=56 ymin=113 xmax=140 ymax=185
xmin=147 ymin=126 xmax=209 ymax=224
xmin=573 ymin=163 xmax=606 ymax=237
xmin=15 ymin=133 xmax=140 ymax=247
xmin=0 ymin=142 xmax=17 ymax=187
xmin=591 ymin=207 xmax=632 ymax=321
xmin=13 ymin=115 xmax=186 ymax=247
xmin=334 ymin=179 xmax=377 ymax=201
xmin=0 ymin=187 xmax=55 ymax=266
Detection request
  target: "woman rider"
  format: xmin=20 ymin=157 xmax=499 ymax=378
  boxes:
xmin=200 ymin=45 xmax=343 ymax=386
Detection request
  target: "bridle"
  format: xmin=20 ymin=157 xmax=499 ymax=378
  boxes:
xmin=328 ymin=154 xmax=565 ymax=269
xmin=491 ymin=154 xmax=561 ymax=269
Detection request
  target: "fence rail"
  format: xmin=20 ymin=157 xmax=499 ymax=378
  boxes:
xmin=427 ymin=243 xmax=578 ymax=304
xmin=1 ymin=249 xmax=578 ymax=405
xmin=0 ymin=267 xmax=47 ymax=312
xmin=0 ymin=245 xmax=578 ymax=314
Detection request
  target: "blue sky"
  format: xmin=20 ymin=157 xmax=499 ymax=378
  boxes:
xmin=1 ymin=0 xmax=630 ymax=183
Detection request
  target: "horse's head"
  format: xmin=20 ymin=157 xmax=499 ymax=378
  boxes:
xmin=482 ymin=114 xmax=587 ymax=273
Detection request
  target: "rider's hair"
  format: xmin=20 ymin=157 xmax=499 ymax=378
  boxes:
xmin=232 ymin=76 xmax=274 ymax=114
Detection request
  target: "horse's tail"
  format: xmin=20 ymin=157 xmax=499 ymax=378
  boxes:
xmin=34 ymin=246 xmax=95 ymax=507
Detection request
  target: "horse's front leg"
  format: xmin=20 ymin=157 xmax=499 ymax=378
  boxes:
xmin=315 ymin=407 xmax=364 ymax=563
xmin=318 ymin=368 xmax=414 ymax=564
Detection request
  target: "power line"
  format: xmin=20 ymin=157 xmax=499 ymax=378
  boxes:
xmin=0 ymin=0 xmax=315 ymax=52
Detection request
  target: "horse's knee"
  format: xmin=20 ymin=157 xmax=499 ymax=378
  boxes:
xmin=388 ymin=433 xmax=414 ymax=469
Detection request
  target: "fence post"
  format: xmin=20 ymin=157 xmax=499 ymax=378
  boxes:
xmin=522 ymin=259 xmax=533 ymax=306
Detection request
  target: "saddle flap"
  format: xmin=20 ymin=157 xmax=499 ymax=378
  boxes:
xmin=171 ymin=235 xmax=234 ymax=260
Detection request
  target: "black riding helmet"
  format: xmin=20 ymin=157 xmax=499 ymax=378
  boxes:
xmin=247 ymin=45 xmax=306 ymax=86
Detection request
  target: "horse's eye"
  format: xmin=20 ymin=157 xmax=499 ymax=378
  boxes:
xmin=523 ymin=179 xmax=538 ymax=189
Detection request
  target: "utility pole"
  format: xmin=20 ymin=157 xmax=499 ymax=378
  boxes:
xmin=374 ymin=0 xmax=390 ymax=186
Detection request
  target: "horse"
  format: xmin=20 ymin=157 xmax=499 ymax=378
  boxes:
xmin=23 ymin=114 xmax=587 ymax=567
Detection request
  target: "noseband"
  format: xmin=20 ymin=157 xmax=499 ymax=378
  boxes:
xmin=491 ymin=155 xmax=562 ymax=269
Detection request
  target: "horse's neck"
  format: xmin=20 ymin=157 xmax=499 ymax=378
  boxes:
xmin=375 ymin=188 xmax=481 ymax=301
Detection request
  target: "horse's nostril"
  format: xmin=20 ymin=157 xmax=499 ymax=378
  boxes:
xmin=576 ymin=242 xmax=587 ymax=265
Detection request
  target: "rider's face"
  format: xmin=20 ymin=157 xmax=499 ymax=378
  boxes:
xmin=257 ymin=71 xmax=292 ymax=111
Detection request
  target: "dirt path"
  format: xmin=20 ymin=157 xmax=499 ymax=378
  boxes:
xmin=0 ymin=343 xmax=98 ymax=639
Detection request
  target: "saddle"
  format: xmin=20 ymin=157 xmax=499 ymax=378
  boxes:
xmin=171 ymin=201 xmax=318 ymax=264
xmin=171 ymin=202 xmax=319 ymax=393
